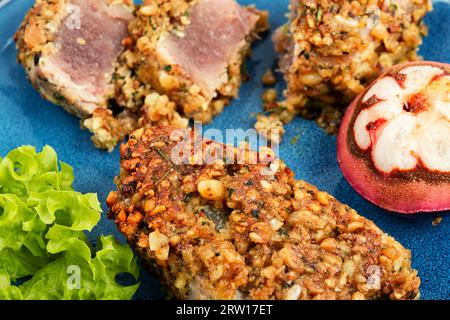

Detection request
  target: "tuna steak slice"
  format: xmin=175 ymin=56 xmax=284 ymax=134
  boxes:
xmin=38 ymin=0 xmax=133 ymax=116
xmin=156 ymin=0 xmax=258 ymax=98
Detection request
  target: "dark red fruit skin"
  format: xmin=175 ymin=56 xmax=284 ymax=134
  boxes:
xmin=337 ymin=61 xmax=450 ymax=214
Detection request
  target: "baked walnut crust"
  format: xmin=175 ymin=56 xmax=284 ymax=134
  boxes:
xmin=121 ymin=0 xmax=270 ymax=123
xmin=107 ymin=126 xmax=420 ymax=300
xmin=258 ymin=0 xmax=431 ymax=138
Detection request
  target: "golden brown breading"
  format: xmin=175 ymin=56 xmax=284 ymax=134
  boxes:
xmin=124 ymin=0 xmax=269 ymax=123
xmin=107 ymin=126 xmax=420 ymax=300
xmin=261 ymin=0 xmax=431 ymax=137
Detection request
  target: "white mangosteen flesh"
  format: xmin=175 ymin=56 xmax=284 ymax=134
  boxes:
xmin=354 ymin=65 xmax=449 ymax=173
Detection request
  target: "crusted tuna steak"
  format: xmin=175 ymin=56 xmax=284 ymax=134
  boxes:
xmin=256 ymin=0 xmax=431 ymax=139
xmin=15 ymin=0 xmax=134 ymax=118
xmin=16 ymin=0 xmax=268 ymax=151
xmin=107 ymin=126 xmax=420 ymax=300
xmin=128 ymin=0 xmax=269 ymax=122
xmin=156 ymin=0 xmax=257 ymax=100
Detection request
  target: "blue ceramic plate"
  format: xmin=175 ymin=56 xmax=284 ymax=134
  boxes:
xmin=0 ymin=0 xmax=449 ymax=300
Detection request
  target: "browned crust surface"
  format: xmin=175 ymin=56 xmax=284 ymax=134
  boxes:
xmin=107 ymin=126 xmax=420 ymax=300
xmin=260 ymin=0 xmax=431 ymax=138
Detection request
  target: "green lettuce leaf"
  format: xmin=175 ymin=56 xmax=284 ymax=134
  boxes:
xmin=0 ymin=146 xmax=73 ymax=198
xmin=0 ymin=248 xmax=47 ymax=280
xmin=0 ymin=194 xmax=49 ymax=278
xmin=0 ymin=269 xmax=22 ymax=300
xmin=0 ymin=146 xmax=139 ymax=300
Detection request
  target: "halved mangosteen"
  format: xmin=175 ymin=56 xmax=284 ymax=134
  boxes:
xmin=337 ymin=61 xmax=450 ymax=213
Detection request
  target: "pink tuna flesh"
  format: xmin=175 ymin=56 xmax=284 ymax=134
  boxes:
xmin=40 ymin=0 xmax=133 ymax=112
xmin=156 ymin=0 xmax=258 ymax=98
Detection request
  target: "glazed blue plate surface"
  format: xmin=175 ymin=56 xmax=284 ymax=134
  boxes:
xmin=0 ymin=0 xmax=448 ymax=300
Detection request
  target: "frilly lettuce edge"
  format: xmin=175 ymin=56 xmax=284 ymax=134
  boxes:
xmin=0 ymin=146 xmax=139 ymax=300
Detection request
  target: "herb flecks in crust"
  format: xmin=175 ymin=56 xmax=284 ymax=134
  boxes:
xmin=108 ymin=126 xmax=420 ymax=300
xmin=265 ymin=0 xmax=431 ymax=137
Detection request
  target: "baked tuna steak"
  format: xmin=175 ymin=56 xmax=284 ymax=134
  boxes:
xmin=107 ymin=126 xmax=420 ymax=300
xmin=15 ymin=0 xmax=134 ymax=118
xmin=257 ymin=0 xmax=431 ymax=137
